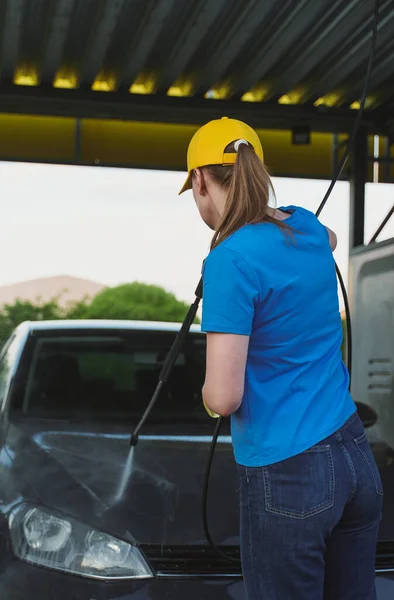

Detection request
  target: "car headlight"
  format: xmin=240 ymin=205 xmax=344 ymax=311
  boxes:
xmin=9 ymin=505 xmax=154 ymax=580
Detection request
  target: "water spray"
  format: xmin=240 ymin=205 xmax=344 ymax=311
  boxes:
xmin=113 ymin=279 xmax=202 ymax=503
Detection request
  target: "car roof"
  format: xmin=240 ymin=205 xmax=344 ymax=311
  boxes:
xmin=16 ymin=320 xmax=203 ymax=335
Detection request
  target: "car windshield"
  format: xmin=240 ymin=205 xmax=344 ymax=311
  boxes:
xmin=10 ymin=329 xmax=208 ymax=423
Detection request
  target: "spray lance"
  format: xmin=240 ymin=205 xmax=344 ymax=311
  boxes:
xmin=126 ymin=0 xmax=380 ymax=562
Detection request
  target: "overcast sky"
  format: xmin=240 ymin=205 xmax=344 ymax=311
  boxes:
xmin=0 ymin=161 xmax=393 ymax=309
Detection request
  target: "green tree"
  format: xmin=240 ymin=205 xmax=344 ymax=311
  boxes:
xmin=64 ymin=298 xmax=90 ymax=320
xmin=0 ymin=298 xmax=64 ymax=347
xmin=85 ymin=282 xmax=196 ymax=323
xmin=0 ymin=283 xmax=198 ymax=349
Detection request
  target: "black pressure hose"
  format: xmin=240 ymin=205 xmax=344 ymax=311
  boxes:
xmin=129 ymin=0 xmax=380 ymax=562
xmin=129 ymin=279 xmax=203 ymax=446
xmin=313 ymin=0 xmax=380 ymax=386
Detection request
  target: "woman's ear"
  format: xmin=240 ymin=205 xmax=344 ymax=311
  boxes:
xmin=194 ymin=168 xmax=207 ymax=196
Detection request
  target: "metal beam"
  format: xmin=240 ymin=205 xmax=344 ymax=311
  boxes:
xmin=382 ymin=102 xmax=394 ymax=136
xmin=367 ymin=44 xmax=394 ymax=89
xmin=79 ymin=0 xmax=126 ymax=87
xmin=303 ymin=2 xmax=394 ymax=104
xmin=342 ymin=40 xmax=394 ymax=108
xmin=40 ymin=0 xmax=77 ymax=83
xmin=229 ymin=0 xmax=331 ymax=99
xmin=383 ymin=136 xmax=392 ymax=181
xmin=193 ymin=0 xmax=277 ymax=96
xmin=0 ymin=0 xmax=9 ymax=56
xmin=349 ymin=127 xmax=368 ymax=249
xmin=265 ymin=0 xmax=368 ymax=102
xmin=1 ymin=0 xmax=24 ymax=80
xmin=116 ymin=0 xmax=175 ymax=90
xmin=155 ymin=0 xmax=227 ymax=94
xmin=18 ymin=0 xmax=71 ymax=81
xmin=0 ymin=85 xmax=387 ymax=135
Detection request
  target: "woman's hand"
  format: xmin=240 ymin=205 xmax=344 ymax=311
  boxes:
xmin=202 ymin=332 xmax=249 ymax=417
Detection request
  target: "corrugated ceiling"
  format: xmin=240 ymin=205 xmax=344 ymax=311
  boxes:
xmin=0 ymin=0 xmax=393 ymax=134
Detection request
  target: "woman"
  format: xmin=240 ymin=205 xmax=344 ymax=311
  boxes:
xmin=179 ymin=117 xmax=383 ymax=600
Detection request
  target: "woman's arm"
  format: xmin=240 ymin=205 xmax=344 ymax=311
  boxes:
xmin=202 ymin=332 xmax=249 ymax=417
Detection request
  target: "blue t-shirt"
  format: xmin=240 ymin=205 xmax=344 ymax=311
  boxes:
xmin=201 ymin=206 xmax=356 ymax=467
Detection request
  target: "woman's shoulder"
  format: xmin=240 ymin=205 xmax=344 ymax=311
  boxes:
xmin=279 ymin=205 xmax=315 ymax=220
xmin=218 ymin=225 xmax=258 ymax=254
xmin=204 ymin=228 xmax=255 ymax=271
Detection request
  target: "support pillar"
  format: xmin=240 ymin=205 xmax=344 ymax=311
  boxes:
xmin=349 ymin=127 xmax=368 ymax=249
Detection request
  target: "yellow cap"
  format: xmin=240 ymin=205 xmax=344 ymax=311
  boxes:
xmin=179 ymin=117 xmax=264 ymax=194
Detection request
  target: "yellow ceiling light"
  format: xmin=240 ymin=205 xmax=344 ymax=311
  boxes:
xmin=241 ymin=92 xmax=256 ymax=102
xmin=241 ymin=85 xmax=268 ymax=103
xmin=167 ymin=80 xmax=193 ymax=97
xmin=91 ymin=71 xmax=116 ymax=92
xmin=129 ymin=75 xmax=155 ymax=95
xmin=350 ymin=97 xmax=375 ymax=110
xmin=314 ymin=93 xmax=341 ymax=108
xmin=53 ymin=71 xmax=78 ymax=89
xmin=278 ymin=95 xmax=292 ymax=105
xmin=13 ymin=67 xmax=39 ymax=87
xmin=204 ymin=85 xmax=229 ymax=100
xmin=92 ymin=77 xmax=116 ymax=92
xmin=278 ymin=89 xmax=304 ymax=105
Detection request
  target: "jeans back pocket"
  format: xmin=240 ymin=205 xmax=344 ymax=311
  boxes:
xmin=263 ymin=445 xmax=334 ymax=519
xmin=354 ymin=432 xmax=384 ymax=496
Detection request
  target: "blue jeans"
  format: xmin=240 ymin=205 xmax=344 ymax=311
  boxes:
xmin=238 ymin=412 xmax=383 ymax=600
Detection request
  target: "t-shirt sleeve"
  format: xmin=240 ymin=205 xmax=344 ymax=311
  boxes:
xmin=201 ymin=247 xmax=259 ymax=335
xmin=295 ymin=206 xmax=332 ymax=245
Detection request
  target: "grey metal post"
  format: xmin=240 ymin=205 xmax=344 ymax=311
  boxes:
xmin=349 ymin=127 xmax=368 ymax=249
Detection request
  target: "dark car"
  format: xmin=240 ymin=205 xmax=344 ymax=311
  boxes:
xmin=0 ymin=320 xmax=393 ymax=599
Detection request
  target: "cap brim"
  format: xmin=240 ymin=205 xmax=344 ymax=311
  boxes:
xmin=178 ymin=173 xmax=192 ymax=195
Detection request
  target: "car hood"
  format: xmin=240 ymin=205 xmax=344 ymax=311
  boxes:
xmin=1 ymin=419 xmax=239 ymax=547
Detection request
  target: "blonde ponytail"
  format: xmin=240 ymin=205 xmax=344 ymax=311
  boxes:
xmin=201 ymin=141 xmax=291 ymax=250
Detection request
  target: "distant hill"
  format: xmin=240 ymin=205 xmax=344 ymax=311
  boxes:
xmin=0 ymin=276 xmax=106 ymax=307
